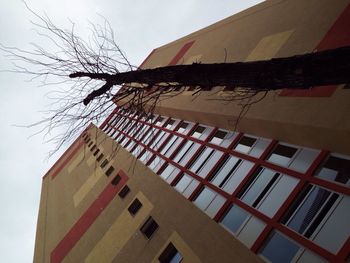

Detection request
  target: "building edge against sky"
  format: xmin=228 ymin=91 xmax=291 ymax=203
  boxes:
xmin=34 ymin=0 xmax=350 ymax=262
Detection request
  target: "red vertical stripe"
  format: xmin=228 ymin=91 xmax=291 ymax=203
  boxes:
xmin=50 ymin=171 xmax=128 ymax=263
xmin=168 ymin=41 xmax=195 ymax=66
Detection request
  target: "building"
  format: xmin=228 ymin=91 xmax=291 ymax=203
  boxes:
xmin=33 ymin=0 xmax=350 ymax=262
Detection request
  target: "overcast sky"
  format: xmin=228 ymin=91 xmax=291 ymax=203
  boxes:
xmin=0 ymin=1 xmax=263 ymax=262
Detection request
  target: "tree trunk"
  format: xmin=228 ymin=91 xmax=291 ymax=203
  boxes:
xmin=70 ymin=45 xmax=350 ymax=105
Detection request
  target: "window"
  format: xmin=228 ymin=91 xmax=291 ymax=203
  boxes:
xmin=176 ymin=122 xmax=189 ymax=133
xmin=161 ymin=136 xmax=183 ymax=158
xmin=191 ymin=125 xmax=205 ymax=138
xmin=128 ymin=198 xmax=142 ymax=215
xmin=220 ymin=205 xmax=249 ymax=234
xmin=235 ymin=136 xmax=256 ymax=153
xmin=210 ymin=130 xmax=227 ymax=145
xmin=105 ymin=166 xmax=115 ymax=177
xmin=158 ymin=243 xmax=183 ymax=263
xmin=118 ymin=185 xmax=130 ymax=198
xmin=239 ymin=167 xmax=298 ymax=217
xmin=174 ymin=174 xmax=200 ymax=198
xmin=97 ymin=153 xmax=104 ymax=162
xmin=267 ymin=144 xmax=297 ymax=166
xmin=220 ymin=205 xmax=266 ymax=247
xmin=91 ymin=145 xmax=97 ymax=152
xmin=93 ymin=149 xmax=99 ymax=156
xmin=268 ymin=144 xmax=319 ymax=173
xmin=189 ymin=147 xmax=223 ymax=178
xmin=155 ymin=116 xmax=164 ymax=126
xmin=210 ymin=155 xmax=242 ymax=189
xmin=140 ymin=216 xmax=159 ymax=239
xmin=281 ymin=184 xmax=350 ymax=253
xmin=315 ymin=154 xmax=350 ymax=185
xmin=100 ymin=159 xmax=109 ymax=169
xmin=159 ymin=164 xmax=180 ymax=184
xmin=111 ymin=175 xmax=121 ymax=186
xmin=193 ymin=187 xmax=226 ymax=218
xmin=173 ymin=141 xmax=197 ymax=165
xmin=165 ymin=119 xmax=175 ymax=129
xmin=148 ymin=156 xmax=165 ymax=173
xmin=259 ymin=231 xmax=300 ymax=263
xmin=88 ymin=141 xmax=93 ymax=147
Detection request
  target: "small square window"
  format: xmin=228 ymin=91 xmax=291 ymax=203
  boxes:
xmin=118 ymin=185 xmax=130 ymax=198
xmin=158 ymin=243 xmax=183 ymax=263
xmin=128 ymin=198 xmax=143 ymax=215
xmin=105 ymin=166 xmax=115 ymax=177
xmin=101 ymin=159 xmax=109 ymax=169
xmin=97 ymin=153 xmax=104 ymax=162
xmin=91 ymin=145 xmax=97 ymax=152
xmin=140 ymin=216 xmax=159 ymax=239
xmin=111 ymin=175 xmax=121 ymax=186
xmin=93 ymin=149 xmax=100 ymax=156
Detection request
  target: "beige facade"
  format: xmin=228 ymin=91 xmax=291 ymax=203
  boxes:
xmin=34 ymin=126 xmax=261 ymax=262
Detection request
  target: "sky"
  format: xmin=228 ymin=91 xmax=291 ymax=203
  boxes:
xmin=0 ymin=1 xmax=263 ymax=262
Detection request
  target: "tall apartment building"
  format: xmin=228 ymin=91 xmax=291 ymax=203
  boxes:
xmin=34 ymin=0 xmax=350 ymax=262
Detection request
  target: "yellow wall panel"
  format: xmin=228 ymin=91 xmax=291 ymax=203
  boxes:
xmin=84 ymin=192 xmax=153 ymax=263
xmin=73 ymin=167 xmax=104 ymax=207
xmin=245 ymin=30 xmax=294 ymax=61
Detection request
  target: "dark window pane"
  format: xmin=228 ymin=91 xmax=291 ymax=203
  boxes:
xmin=268 ymin=144 xmax=297 ymax=166
xmin=316 ymin=155 xmax=350 ymax=184
xmin=210 ymin=130 xmax=227 ymax=145
xmin=105 ymin=166 xmax=115 ymax=177
xmin=176 ymin=122 xmax=188 ymax=133
xmin=97 ymin=153 xmax=104 ymax=162
xmin=118 ymin=185 xmax=130 ymax=198
xmin=140 ymin=216 xmax=159 ymax=239
xmin=235 ymin=136 xmax=256 ymax=153
xmin=111 ymin=175 xmax=121 ymax=186
xmin=191 ymin=125 xmax=205 ymax=138
xmin=260 ymin=232 xmax=300 ymax=262
xmin=128 ymin=198 xmax=142 ymax=215
xmin=158 ymin=243 xmax=183 ymax=263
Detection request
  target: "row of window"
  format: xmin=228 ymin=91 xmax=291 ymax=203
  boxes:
xmin=101 ymin=108 xmax=350 ymax=262
xmin=120 ymin=184 xmax=183 ymax=263
xmin=82 ymin=133 xmax=115 ymax=177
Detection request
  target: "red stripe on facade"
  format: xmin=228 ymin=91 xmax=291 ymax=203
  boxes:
xmin=50 ymin=171 xmax=128 ymax=263
xmin=168 ymin=41 xmax=195 ymax=66
xmin=280 ymin=3 xmax=350 ymax=97
xmin=51 ymin=140 xmax=85 ymax=179
xmin=42 ymin=134 xmax=84 ymax=180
